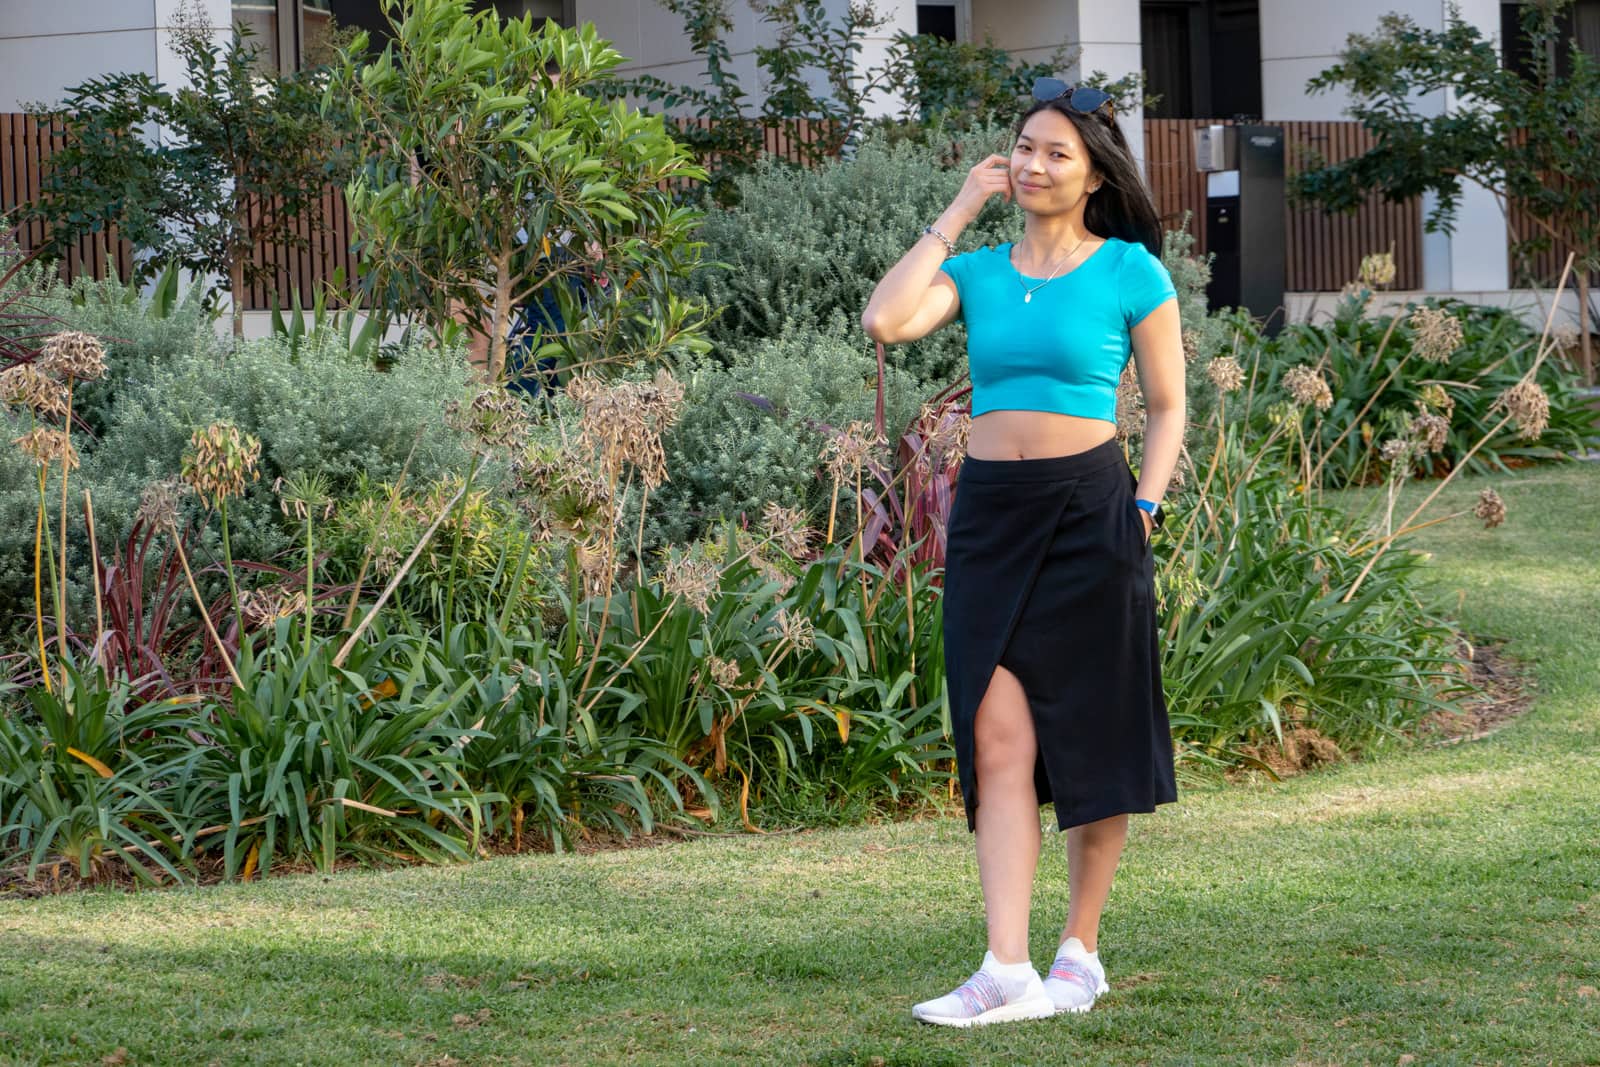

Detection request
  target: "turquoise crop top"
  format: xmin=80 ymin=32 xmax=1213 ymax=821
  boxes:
xmin=938 ymin=236 xmax=1176 ymax=423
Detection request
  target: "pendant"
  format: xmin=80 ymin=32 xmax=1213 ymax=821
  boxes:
xmin=1024 ymin=292 xmax=1032 ymax=304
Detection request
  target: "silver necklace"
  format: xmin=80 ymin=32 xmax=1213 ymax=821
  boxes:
xmin=1013 ymin=235 xmax=1090 ymax=303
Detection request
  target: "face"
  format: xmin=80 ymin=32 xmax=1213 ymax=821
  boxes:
xmin=1010 ymin=108 xmax=1102 ymax=215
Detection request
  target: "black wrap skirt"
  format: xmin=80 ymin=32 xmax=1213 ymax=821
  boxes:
xmin=942 ymin=437 xmax=1178 ymax=832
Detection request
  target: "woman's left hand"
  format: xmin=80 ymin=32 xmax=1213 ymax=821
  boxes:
xmin=1139 ymin=510 xmax=1154 ymax=543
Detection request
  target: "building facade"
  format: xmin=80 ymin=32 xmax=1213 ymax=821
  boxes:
xmin=3 ymin=0 xmax=1597 ymax=311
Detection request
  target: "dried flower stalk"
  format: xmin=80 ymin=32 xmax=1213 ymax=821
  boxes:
xmin=1409 ymin=306 xmax=1464 ymax=365
xmin=1206 ymin=356 xmax=1245 ymax=394
xmin=0 ymin=364 xmax=69 ymax=420
xmin=38 ymin=330 xmax=107 ymax=383
xmin=1474 ymin=488 xmax=1507 ymax=529
xmin=1282 ymin=365 xmax=1333 ymax=412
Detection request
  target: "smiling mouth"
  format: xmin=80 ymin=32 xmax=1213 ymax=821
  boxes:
xmin=1018 ymin=182 xmax=1047 ymax=191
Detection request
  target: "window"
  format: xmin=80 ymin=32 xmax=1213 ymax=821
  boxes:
xmin=1141 ymin=3 xmax=1195 ymax=118
xmin=473 ymin=0 xmax=575 ymax=26
xmin=1503 ymin=0 xmax=1600 ymax=81
xmin=1209 ymin=0 xmax=1260 ymax=120
xmin=1140 ymin=1 xmax=1260 ymax=120
xmin=231 ymin=0 xmax=336 ymax=73
xmin=1582 ymin=0 xmax=1600 ymax=57
xmin=917 ymin=4 xmax=959 ymax=42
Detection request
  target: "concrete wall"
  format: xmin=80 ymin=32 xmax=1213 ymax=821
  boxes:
xmin=576 ymin=0 xmax=915 ymax=118
xmin=1260 ymin=0 xmax=1508 ymax=292
xmin=0 ymin=0 xmax=231 ymax=110
xmin=1261 ymin=0 xmax=1443 ymax=122
xmin=837 ymin=0 xmax=917 ymax=120
xmin=968 ymin=0 xmax=1072 ymax=66
xmin=967 ymin=0 xmax=1147 ymax=186
xmin=576 ymin=0 xmax=765 ymax=106
xmin=5 ymin=0 xmax=1527 ymax=298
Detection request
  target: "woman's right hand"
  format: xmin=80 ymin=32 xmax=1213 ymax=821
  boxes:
xmin=949 ymin=153 xmax=1014 ymax=222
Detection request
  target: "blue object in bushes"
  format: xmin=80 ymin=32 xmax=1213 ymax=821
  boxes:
xmin=506 ymin=259 xmax=595 ymax=399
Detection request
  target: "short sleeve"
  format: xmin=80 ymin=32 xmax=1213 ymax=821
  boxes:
xmin=939 ymin=250 xmax=976 ymax=321
xmin=1119 ymin=244 xmax=1177 ymax=328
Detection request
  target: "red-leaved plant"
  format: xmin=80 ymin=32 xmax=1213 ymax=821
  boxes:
xmin=0 ymin=226 xmax=59 ymax=373
xmin=858 ymin=341 xmax=971 ymax=580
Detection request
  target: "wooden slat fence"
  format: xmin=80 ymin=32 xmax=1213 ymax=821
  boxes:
xmin=1 ymin=113 xmax=137 ymax=286
xmin=654 ymin=116 xmax=837 ymax=194
xmin=6 ymin=110 xmax=1588 ymax=307
xmin=1147 ymin=117 xmax=1595 ymax=291
xmin=1504 ymin=172 xmax=1599 ymax=290
xmin=238 ymin=186 xmax=359 ymax=312
xmin=1144 ymin=118 xmax=1424 ymax=292
xmin=242 ymin=116 xmax=833 ymax=308
xmin=2 ymin=113 xmax=838 ymax=311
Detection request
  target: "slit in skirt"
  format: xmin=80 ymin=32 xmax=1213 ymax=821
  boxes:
xmin=941 ymin=437 xmax=1178 ymax=832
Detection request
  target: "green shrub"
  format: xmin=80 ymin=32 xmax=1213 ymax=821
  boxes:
xmin=83 ymin=331 xmax=485 ymax=572
xmin=585 ymin=537 xmax=952 ymax=822
xmin=321 ymin=476 xmax=556 ymax=634
xmin=1156 ymin=426 xmax=1466 ymax=765
xmin=690 ymin=124 xmax=1023 ymax=387
xmin=1219 ymin=298 xmax=1599 ymax=486
xmin=0 ymin=661 xmax=191 ymax=884
xmin=881 ymin=35 xmax=1068 ymax=130
xmin=644 ymin=317 xmax=921 ymax=548
xmin=168 ymin=621 xmax=490 ymax=878
xmin=0 ymin=330 xmax=485 ymax=644
xmin=691 ymin=125 xmax=1219 ymax=402
xmin=421 ymin=621 xmax=705 ymax=852
xmin=0 ymin=617 xmax=714 ymax=878
xmin=19 ymin=267 xmax=219 ymax=437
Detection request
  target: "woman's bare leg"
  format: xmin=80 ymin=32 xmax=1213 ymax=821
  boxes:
xmin=972 ymin=664 xmax=1042 ymax=965
xmin=1058 ymin=813 xmax=1129 ymax=953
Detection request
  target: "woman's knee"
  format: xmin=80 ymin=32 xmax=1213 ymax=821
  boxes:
xmin=974 ymin=665 xmax=1036 ymax=776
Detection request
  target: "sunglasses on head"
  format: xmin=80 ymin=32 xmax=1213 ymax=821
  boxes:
xmin=1032 ymin=77 xmax=1114 ymax=118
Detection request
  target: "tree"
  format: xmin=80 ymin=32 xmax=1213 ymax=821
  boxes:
xmin=599 ymin=1 xmax=1147 ymax=206
xmin=329 ymin=0 xmax=711 ymax=383
xmin=26 ymin=3 xmax=349 ymax=336
xmin=878 ymin=32 xmax=1148 ymax=133
xmin=588 ymin=0 xmax=895 ymax=206
xmin=1293 ymin=0 xmax=1600 ymax=381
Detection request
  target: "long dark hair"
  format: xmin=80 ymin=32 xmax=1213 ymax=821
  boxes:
xmin=1015 ymin=99 xmax=1162 ymax=257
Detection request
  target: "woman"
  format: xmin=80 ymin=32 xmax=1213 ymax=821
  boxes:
xmin=860 ymin=79 xmax=1186 ymax=1028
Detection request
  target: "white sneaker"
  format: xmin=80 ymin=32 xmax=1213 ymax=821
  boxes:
xmin=911 ymin=953 xmax=1056 ymax=1028
xmin=1043 ymin=937 xmax=1109 ymax=1014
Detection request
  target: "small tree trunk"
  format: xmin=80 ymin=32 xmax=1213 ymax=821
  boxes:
xmin=232 ymin=171 xmax=250 ymax=339
xmin=98 ymin=228 xmax=114 ymax=283
xmin=489 ymin=250 xmax=512 ymax=384
xmin=1578 ymin=271 xmax=1594 ymax=386
xmin=230 ymin=251 xmax=246 ymax=339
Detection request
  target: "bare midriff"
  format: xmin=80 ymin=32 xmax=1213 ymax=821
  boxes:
xmin=966 ymin=410 xmax=1116 ymax=461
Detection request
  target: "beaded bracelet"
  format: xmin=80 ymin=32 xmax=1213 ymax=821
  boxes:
xmin=922 ymin=225 xmax=956 ymax=257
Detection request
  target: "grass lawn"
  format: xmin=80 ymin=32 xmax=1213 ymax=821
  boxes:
xmin=2 ymin=462 xmax=1598 ymax=1066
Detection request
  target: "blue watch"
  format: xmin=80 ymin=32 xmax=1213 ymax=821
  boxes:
xmin=1134 ymin=498 xmax=1165 ymax=529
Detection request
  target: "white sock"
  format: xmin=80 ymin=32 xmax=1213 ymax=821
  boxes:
xmin=980 ymin=950 xmax=1038 ymax=1000
xmin=1056 ymin=936 xmax=1098 ymax=962
xmin=1044 ymin=936 xmax=1106 ymax=1011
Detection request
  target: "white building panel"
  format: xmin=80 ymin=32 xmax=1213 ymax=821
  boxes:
xmin=0 ymin=0 xmax=1542 ymax=296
